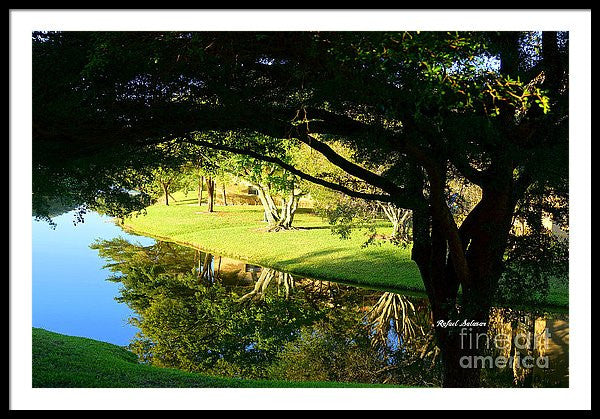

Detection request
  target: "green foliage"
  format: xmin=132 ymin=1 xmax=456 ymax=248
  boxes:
xmin=292 ymin=142 xmax=392 ymax=243
xmin=228 ymin=154 xmax=296 ymax=195
xmin=269 ymin=317 xmax=386 ymax=384
xmin=147 ymin=166 xmax=187 ymax=201
xmin=32 ymin=150 xmax=156 ymax=224
xmin=93 ymin=237 xmax=327 ymax=379
xmin=128 ymin=282 xmax=324 ymax=379
xmin=222 ymin=132 xmax=301 ymax=193
xmin=498 ymin=232 xmax=568 ymax=308
xmin=90 ymin=238 xmax=200 ymax=310
xmin=315 ymin=197 xmax=379 ymax=244
xmin=32 ymin=31 xmax=568 ymax=228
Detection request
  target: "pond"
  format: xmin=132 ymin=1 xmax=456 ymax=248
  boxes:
xmin=32 ymin=211 xmax=155 ymax=345
xmin=32 ymin=210 xmax=569 ymax=387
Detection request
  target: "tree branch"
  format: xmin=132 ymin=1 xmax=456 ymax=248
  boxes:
xmin=427 ymin=164 xmax=472 ymax=288
xmin=448 ymin=153 xmax=489 ymax=187
xmin=295 ymin=129 xmax=408 ymax=198
xmin=179 ymin=136 xmax=408 ymax=205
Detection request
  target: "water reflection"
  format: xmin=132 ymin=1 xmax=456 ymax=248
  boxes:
xmin=483 ymin=308 xmax=569 ymax=387
xmin=32 ymin=211 xmax=154 ymax=345
xmin=92 ymin=237 xmax=568 ymax=387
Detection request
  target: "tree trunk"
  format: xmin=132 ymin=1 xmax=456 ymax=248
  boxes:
xmin=206 ymin=177 xmax=215 ymax=212
xmin=199 ymin=253 xmax=214 ymax=285
xmin=163 ymin=183 xmax=169 ymax=206
xmin=216 ymin=256 xmax=222 ymax=281
xmin=277 ymin=272 xmax=294 ymax=299
xmin=409 ymin=167 xmax=515 ymax=387
xmin=237 ymin=268 xmax=277 ymax=302
xmin=254 ymin=183 xmax=300 ymax=231
xmin=255 ymin=184 xmax=281 ymax=228
xmin=198 ymin=176 xmax=203 ymax=206
xmin=380 ymin=203 xmax=411 ymax=242
xmin=222 ymin=183 xmax=227 ymax=206
xmin=279 ymin=192 xmax=299 ymax=229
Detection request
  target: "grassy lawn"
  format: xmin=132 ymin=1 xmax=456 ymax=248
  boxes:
xmin=122 ymin=192 xmax=568 ymax=310
xmin=32 ymin=328 xmax=398 ymax=388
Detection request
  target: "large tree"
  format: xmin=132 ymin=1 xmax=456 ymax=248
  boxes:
xmin=32 ymin=31 xmax=568 ymax=387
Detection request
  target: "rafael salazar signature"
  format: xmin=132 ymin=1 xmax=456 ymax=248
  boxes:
xmin=436 ymin=320 xmax=487 ymax=328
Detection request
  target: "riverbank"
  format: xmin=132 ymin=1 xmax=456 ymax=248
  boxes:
xmin=122 ymin=195 xmax=568 ymax=310
xmin=32 ymin=328 xmax=398 ymax=388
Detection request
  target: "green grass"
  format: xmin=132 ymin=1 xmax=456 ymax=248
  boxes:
xmin=32 ymin=328 xmax=399 ymax=388
xmin=122 ymin=192 xmax=568 ymax=310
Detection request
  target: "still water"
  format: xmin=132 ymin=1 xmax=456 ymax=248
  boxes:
xmin=32 ymin=210 xmax=569 ymax=387
xmin=32 ymin=211 xmax=154 ymax=345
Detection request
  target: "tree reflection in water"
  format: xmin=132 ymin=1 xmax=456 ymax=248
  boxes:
xmin=91 ymin=237 xmax=568 ymax=387
xmin=484 ymin=307 xmax=569 ymax=387
xmin=237 ymin=269 xmax=295 ymax=303
xmin=366 ymin=293 xmax=441 ymax=378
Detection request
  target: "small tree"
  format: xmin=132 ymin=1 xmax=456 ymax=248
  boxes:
xmin=179 ymin=144 xmax=226 ymax=212
xmin=149 ymin=166 xmax=185 ymax=206
xmin=229 ymin=154 xmax=306 ymax=231
xmin=379 ymin=203 xmax=412 ymax=243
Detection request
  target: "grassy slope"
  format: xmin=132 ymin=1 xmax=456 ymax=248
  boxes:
xmin=123 ymin=193 xmax=568 ymax=309
xmin=32 ymin=328 xmax=397 ymax=388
